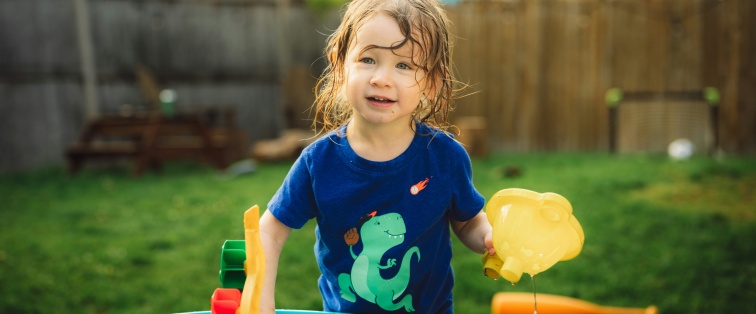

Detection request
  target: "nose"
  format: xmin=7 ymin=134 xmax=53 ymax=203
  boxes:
xmin=369 ymin=66 xmax=393 ymax=87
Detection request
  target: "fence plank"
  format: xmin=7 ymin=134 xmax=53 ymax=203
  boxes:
xmin=446 ymin=0 xmax=753 ymax=154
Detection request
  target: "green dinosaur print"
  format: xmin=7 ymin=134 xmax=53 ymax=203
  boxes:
xmin=338 ymin=212 xmax=421 ymax=312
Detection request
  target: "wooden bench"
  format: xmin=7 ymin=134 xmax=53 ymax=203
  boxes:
xmin=66 ymin=110 xmax=244 ymax=175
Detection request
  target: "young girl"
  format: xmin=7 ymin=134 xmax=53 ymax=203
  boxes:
xmin=259 ymin=0 xmax=494 ymax=312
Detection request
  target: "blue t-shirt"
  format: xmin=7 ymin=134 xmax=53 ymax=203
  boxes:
xmin=268 ymin=122 xmax=485 ymax=313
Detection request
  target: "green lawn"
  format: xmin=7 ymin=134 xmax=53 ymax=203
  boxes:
xmin=1 ymin=153 xmax=754 ymax=314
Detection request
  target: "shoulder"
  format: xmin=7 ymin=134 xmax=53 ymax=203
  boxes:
xmin=416 ymin=123 xmax=468 ymax=155
xmin=412 ymin=123 xmax=475 ymax=176
xmin=295 ymin=129 xmax=349 ymax=170
xmin=301 ymin=129 xmax=346 ymax=155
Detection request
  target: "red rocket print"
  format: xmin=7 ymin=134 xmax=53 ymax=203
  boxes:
xmin=410 ymin=178 xmax=430 ymax=195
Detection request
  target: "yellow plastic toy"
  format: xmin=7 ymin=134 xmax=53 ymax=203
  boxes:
xmin=209 ymin=206 xmax=343 ymax=314
xmin=482 ymin=188 xmax=585 ymax=284
xmin=240 ymin=205 xmax=266 ymax=314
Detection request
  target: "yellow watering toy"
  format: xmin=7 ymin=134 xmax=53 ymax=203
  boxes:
xmin=482 ymin=188 xmax=585 ymax=284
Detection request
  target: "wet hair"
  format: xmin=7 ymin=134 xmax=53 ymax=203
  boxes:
xmin=312 ymin=0 xmax=461 ymax=135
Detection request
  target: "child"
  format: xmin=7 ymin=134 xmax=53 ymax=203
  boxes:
xmin=259 ymin=0 xmax=494 ymax=312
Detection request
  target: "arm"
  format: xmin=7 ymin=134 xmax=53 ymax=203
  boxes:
xmin=450 ymin=211 xmax=495 ymax=256
xmin=259 ymin=210 xmax=292 ymax=314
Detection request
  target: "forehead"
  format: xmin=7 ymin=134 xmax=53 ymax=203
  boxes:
xmin=350 ymin=13 xmax=418 ymax=58
xmin=355 ymin=13 xmax=402 ymax=46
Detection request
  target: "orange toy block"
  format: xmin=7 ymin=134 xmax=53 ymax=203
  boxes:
xmin=211 ymin=288 xmax=241 ymax=314
xmin=491 ymin=292 xmax=658 ymax=314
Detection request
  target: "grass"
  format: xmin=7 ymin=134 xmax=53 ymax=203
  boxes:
xmin=0 ymin=153 xmax=754 ymax=314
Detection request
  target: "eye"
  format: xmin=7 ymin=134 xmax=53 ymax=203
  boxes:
xmin=360 ymin=57 xmax=375 ymax=64
xmin=396 ymin=62 xmax=411 ymax=70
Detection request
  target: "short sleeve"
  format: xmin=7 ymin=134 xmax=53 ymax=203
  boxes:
xmin=447 ymin=140 xmax=485 ymax=222
xmin=267 ymin=151 xmax=318 ymax=229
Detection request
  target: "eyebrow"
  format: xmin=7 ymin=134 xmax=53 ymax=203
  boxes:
xmin=358 ymin=44 xmax=419 ymax=63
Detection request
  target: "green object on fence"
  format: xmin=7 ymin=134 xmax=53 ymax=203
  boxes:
xmin=703 ymin=87 xmax=720 ymax=106
xmin=605 ymin=88 xmax=623 ymax=107
xmin=219 ymin=240 xmax=246 ymax=289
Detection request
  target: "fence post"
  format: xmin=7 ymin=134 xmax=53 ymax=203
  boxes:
xmin=73 ymin=0 xmax=100 ymax=119
xmin=704 ymin=87 xmax=720 ymax=155
xmin=605 ymin=88 xmax=623 ymax=153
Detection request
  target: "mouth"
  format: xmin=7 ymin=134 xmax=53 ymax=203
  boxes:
xmin=384 ymin=230 xmax=405 ymax=239
xmin=367 ymin=96 xmax=396 ymax=107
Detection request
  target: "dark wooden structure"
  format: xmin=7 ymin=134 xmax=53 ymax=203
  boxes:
xmin=66 ymin=109 xmax=244 ymax=175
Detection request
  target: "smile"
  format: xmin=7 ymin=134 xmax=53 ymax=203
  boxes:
xmin=366 ymin=96 xmax=396 ymax=109
xmin=384 ymin=230 xmax=405 ymax=239
xmin=367 ymin=96 xmax=395 ymax=103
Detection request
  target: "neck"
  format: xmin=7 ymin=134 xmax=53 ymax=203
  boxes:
xmin=346 ymin=119 xmax=416 ymax=162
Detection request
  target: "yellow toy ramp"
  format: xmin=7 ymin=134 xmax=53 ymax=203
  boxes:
xmin=491 ymin=292 xmax=658 ymax=314
xmin=240 ymin=205 xmax=265 ymax=314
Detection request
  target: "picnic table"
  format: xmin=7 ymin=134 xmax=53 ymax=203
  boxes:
xmin=66 ymin=109 xmax=244 ymax=175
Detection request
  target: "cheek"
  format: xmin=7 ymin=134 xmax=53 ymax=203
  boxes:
xmin=343 ymin=73 xmax=360 ymax=101
xmin=399 ymin=77 xmax=426 ymax=93
xmin=343 ymin=68 xmax=356 ymax=91
xmin=344 ymin=64 xmax=362 ymax=83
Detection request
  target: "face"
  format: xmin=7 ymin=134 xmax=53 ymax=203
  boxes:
xmin=344 ymin=13 xmax=429 ymax=129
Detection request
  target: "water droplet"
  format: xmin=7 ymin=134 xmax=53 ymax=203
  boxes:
xmin=531 ymin=275 xmax=539 ymax=314
xmin=521 ymin=247 xmax=534 ymax=256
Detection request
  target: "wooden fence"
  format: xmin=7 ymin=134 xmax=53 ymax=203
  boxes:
xmin=0 ymin=0 xmax=337 ymax=173
xmin=447 ymin=0 xmax=754 ymax=154
xmin=1 ymin=0 xmax=753 ymax=173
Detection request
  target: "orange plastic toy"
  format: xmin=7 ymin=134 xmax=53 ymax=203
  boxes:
xmin=491 ymin=292 xmax=659 ymax=314
xmin=211 ymin=288 xmax=242 ymax=314
xmin=482 ymin=188 xmax=585 ymax=284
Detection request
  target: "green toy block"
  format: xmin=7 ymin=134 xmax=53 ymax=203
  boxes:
xmin=219 ymin=240 xmax=246 ymax=289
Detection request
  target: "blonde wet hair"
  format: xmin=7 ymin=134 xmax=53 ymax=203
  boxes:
xmin=312 ymin=0 xmax=461 ymax=135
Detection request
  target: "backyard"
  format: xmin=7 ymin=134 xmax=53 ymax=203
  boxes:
xmin=1 ymin=153 xmax=754 ymax=314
